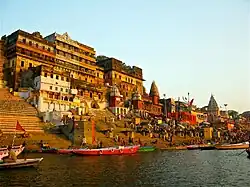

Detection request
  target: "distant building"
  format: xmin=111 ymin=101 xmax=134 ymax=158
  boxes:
xmin=97 ymin=57 xmax=144 ymax=100
xmin=207 ymin=94 xmax=220 ymax=123
xmin=132 ymin=81 xmax=162 ymax=118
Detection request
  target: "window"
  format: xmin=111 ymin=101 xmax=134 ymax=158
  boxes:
xmin=50 ymin=74 xmax=53 ymax=78
xmin=48 ymin=48 xmax=50 ymax=52
xmin=61 ymin=88 xmax=63 ymax=91
xmin=119 ymin=75 xmax=121 ymax=79
xmin=50 ymin=86 xmax=52 ymax=90
xmin=22 ymin=39 xmax=26 ymax=43
xmin=29 ymin=41 xmax=32 ymax=46
xmin=97 ymin=73 xmax=99 ymax=77
xmin=29 ymin=63 xmax=32 ymax=67
xmin=43 ymin=46 xmax=45 ymax=50
xmin=61 ymin=77 xmax=64 ymax=81
xmin=21 ymin=61 xmax=24 ymax=67
xmin=55 ymin=87 xmax=58 ymax=91
xmin=56 ymin=75 xmax=59 ymax=80
xmin=65 ymin=89 xmax=68 ymax=92
xmin=98 ymin=94 xmax=101 ymax=99
xmin=36 ymin=43 xmax=38 ymax=48
xmin=44 ymin=73 xmax=47 ymax=77
xmin=90 ymin=92 xmax=93 ymax=98
xmin=66 ymin=78 xmax=69 ymax=82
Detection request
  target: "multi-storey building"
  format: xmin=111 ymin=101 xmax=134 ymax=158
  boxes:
xmin=44 ymin=32 xmax=105 ymax=101
xmin=2 ymin=30 xmax=107 ymax=114
xmin=0 ymin=40 xmax=5 ymax=87
xmin=97 ymin=57 xmax=144 ymax=100
xmin=2 ymin=30 xmax=55 ymax=90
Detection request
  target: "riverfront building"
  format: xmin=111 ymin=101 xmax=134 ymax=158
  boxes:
xmin=2 ymin=30 xmax=55 ymax=90
xmin=97 ymin=57 xmax=144 ymax=100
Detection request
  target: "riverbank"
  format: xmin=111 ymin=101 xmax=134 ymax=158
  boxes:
xmin=0 ymin=131 xmax=202 ymax=152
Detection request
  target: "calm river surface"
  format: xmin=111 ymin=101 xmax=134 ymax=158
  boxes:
xmin=0 ymin=150 xmax=250 ymax=187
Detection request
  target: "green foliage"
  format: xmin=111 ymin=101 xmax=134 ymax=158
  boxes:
xmin=228 ymin=110 xmax=239 ymax=120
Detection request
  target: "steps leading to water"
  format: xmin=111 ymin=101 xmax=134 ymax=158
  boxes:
xmin=0 ymin=88 xmax=43 ymax=134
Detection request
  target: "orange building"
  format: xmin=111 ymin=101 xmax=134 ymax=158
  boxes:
xmin=97 ymin=57 xmax=144 ymax=100
xmin=132 ymin=81 xmax=162 ymax=118
xmin=2 ymin=30 xmax=55 ymax=90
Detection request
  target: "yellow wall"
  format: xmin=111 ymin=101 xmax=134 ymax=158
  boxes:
xmin=192 ymin=111 xmax=207 ymax=124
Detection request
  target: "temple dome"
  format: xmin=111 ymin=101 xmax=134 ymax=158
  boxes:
xmin=110 ymin=85 xmax=121 ymax=97
xmin=149 ymin=81 xmax=159 ymax=97
xmin=208 ymin=94 xmax=219 ymax=111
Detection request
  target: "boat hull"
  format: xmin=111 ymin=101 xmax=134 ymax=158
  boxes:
xmin=215 ymin=142 xmax=249 ymax=150
xmin=73 ymin=145 xmax=140 ymax=156
xmin=41 ymin=148 xmax=58 ymax=153
xmin=187 ymin=145 xmax=200 ymax=150
xmin=0 ymin=158 xmax=43 ymax=169
xmin=57 ymin=149 xmax=74 ymax=154
xmin=200 ymin=145 xmax=216 ymax=150
xmin=138 ymin=146 xmax=156 ymax=152
xmin=0 ymin=146 xmax=24 ymax=161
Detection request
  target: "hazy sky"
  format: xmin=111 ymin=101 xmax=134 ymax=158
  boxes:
xmin=1 ymin=0 xmax=249 ymax=112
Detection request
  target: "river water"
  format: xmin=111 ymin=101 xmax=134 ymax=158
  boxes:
xmin=0 ymin=150 xmax=249 ymax=187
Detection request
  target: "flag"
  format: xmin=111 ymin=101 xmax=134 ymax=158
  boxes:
xmin=16 ymin=121 xmax=25 ymax=131
xmin=189 ymin=99 xmax=194 ymax=106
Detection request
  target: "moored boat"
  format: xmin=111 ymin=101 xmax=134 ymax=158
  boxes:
xmin=40 ymin=148 xmax=58 ymax=153
xmin=138 ymin=146 xmax=156 ymax=152
xmin=0 ymin=158 xmax=43 ymax=169
xmin=57 ymin=149 xmax=74 ymax=154
xmin=215 ymin=142 xmax=249 ymax=150
xmin=0 ymin=145 xmax=24 ymax=161
xmin=199 ymin=144 xmax=216 ymax=150
xmin=187 ymin=145 xmax=200 ymax=150
xmin=73 ymin=145 xmax=140 ymax=156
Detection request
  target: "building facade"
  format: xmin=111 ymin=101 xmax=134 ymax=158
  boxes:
xmin=97 ymin=57 xmax=144 ymax=100
xmin=2 ymin=30 xmax=55 ymax=90
xmin=0 ymin=40 xmax=5 ymax=87
xmin=132 ymin=81 xmax=162 ymax=118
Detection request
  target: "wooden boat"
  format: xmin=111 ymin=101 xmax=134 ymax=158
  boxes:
xmin=73 ymin=145 xmax=140 ymax=156
xmin=138 ymin=146 xmax=156 ymax=152
xmin=187 ymin=145 xmax=200 ymax=150
xmin=57 ymin=149 xmax=74 ymax=154
xmin=0 ymin=158 xmax=43 ymax=169
xmin=199 ymin=144 xmax=216 ymax=150
xmin=0 ymin=145 xmax=24 ymax=161
xmin=215 ymin=142 xmax=249 ymax=150
xmin=40 ymin=148 xmax=58 ymax=153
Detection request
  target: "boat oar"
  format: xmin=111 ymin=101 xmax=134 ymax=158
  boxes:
xmin=237 ymin=150 xmax=246 ymax=156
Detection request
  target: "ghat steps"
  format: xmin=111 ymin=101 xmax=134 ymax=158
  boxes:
xmin=0 ymin=88 xmax=43 ymax=134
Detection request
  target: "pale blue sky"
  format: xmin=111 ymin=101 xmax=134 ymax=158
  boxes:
xmin=1 ymin=0 xmax=249 ymax=112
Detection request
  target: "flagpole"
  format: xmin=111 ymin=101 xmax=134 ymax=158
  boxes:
xmin=11 ymin=126 xmax=17 ymax=148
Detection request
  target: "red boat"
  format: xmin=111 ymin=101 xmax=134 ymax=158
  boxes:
xmin=73 ymin=145 xmax=140 ymax=156
xmin=57 ymin=149 xmax=74 ymax=154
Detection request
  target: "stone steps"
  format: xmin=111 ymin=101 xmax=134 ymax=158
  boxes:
xmin=0 ymin=116 xmax=41 ymax=122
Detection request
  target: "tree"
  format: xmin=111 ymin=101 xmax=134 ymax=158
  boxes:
xmin=96 ymin=55 xmax=109 ymax=62
xmin=228 ymin=110 xmax=239 ymax=120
